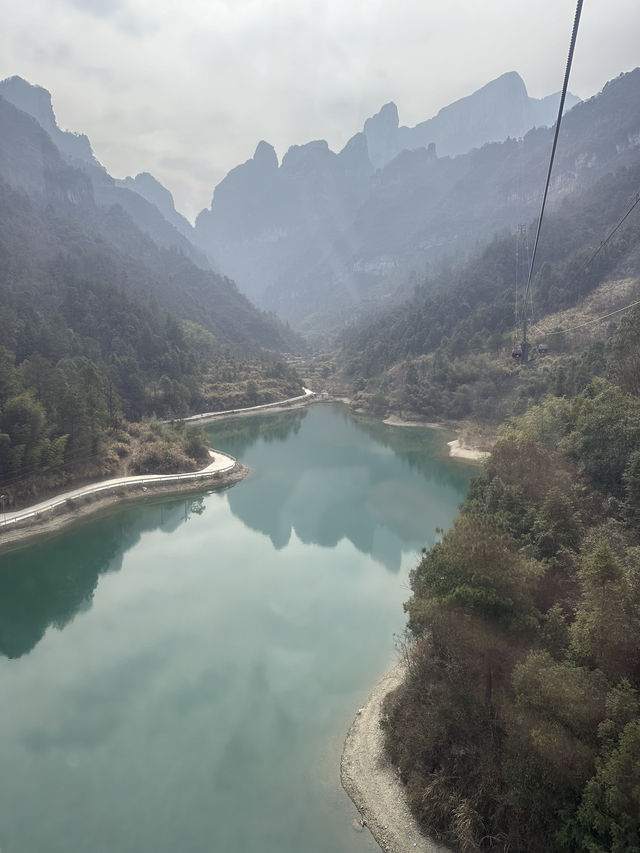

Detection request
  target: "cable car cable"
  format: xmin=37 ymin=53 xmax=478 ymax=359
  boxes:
xmin=585 ymin=191 xmax=640 ymax=269
xmin=533 ymin=298 xmax=640 ymax=338
xmin=520 ymin=0 xmax=583 ymax=356
xmin=529 ymin=187 xmax=640 ymax=339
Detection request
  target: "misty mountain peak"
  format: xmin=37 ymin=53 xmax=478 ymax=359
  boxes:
xmin=253 ymin=140 xmax=279 ymax=169
xmin=123 ymin=171 xmax=174 ymax=206
xmin=0 ymin=75 xmax=57 ymax=134
xmin=281 ymin=139 xmax=334 ymax=173
xmin=365 ymin=102 xmax=400 ymax=132
xmin=362 ymin=72 xmax=580 ymax=168
xmin=338 ymin=131 xmax=373 ymax=174
xmin=117 ymin=170 xmax=199 ymax=245
xmin=0 ymin=74 xmax=95 ymax=165
xmin=484 ymin=70 xmax=528 ymax=97
xmin=363 ymin=102 xmax=400 ymax=169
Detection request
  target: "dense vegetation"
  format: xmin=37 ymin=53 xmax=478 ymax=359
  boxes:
xmin=0 ymin=308 xmax=300 ymax=505
xmin=0 ymin=94 xmax=304 ymax=507
xmin=0 ymin=177 xmax=302 ymax=505
xmin=382 ymin=306 xmax=640 ymax=852
xmin=337 ymin=160 xmax=640 ymax=426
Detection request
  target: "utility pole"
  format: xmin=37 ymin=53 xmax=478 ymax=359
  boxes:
xmin=517 ymin=225 xmax=530 ymax=363
xmin=521 ymin=314 xmax=529 ymax=364
xmin=0 ymin=494 xmax=6 ymax=526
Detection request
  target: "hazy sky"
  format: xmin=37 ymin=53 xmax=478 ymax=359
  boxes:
xmin=2 ymin=0 xmax=639 ymax=222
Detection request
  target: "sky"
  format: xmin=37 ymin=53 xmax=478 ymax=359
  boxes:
xmin=1 ymin=0 xmax=640 ymax=223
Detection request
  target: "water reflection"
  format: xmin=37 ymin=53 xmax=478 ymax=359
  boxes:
xmin=0 ymin=405 xmax=474 ymax=853
xmin=0 ymin=405 xmax=472 ymax=660
xmin=0 ymin=496 xmax=206 ymax=659
xmin=208 ymin=404 xmax=471 ymax=572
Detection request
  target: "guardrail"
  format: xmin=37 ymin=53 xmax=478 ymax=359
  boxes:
xmin=0 ymin=456 xmax=238 ymax=530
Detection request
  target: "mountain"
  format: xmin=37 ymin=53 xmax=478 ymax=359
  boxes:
xmin=116 ymin=171 xmax=195 ymax=242
xmin=335 ymin=155 xmax=640 ymax=426
xmin=194 ymin=134 xmax=374 ymax=326
xmin=194 ymin=69 xmax=638 ymax=336
xmin=0 ymin=91 xmax=298 ymax=354
xmin=0 ymin=75 xmax=208 ymax=268
xmin=363 ymin=71 xmax=580 ymax=168
xmin=0 ymin=87 xmax=304 ymax=501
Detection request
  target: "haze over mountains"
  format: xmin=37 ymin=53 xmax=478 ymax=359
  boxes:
xmin=2 ymin=68 xmax=640 ymax=341
xmin=193 ymin=71 xmax=584 ymax=333
xmin=361 ymin=71 xmax=580 ymax=167
xmin=0 ymin=75 xmax=208 ymax=270
xmin=0 ymin=81 xmax=300 ymax=355
xmin=194 ymin=70 xmax=640 ymax=336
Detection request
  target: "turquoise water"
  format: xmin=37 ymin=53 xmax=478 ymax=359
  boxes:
xmin=0 ymin=404 xmax=474 ymax=853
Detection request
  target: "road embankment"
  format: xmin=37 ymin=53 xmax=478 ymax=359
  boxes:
xmin=0 ymin=454 xmax=247 ymax=552
xmin=0 ymin=387 xmax=317 ymax=551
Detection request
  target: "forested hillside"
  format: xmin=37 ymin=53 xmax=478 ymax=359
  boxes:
xmin=318 ymin=67 xmax=640 ymax=851
xmin=0 ymin=94 xmax=302 ymax=506
xmin=336 ymin=157 xmax=640 ymax=426
xmin=382 ymin=307 xmax=640 ymax=850
xmin=0 ymin=182 xmax=301 ymax=504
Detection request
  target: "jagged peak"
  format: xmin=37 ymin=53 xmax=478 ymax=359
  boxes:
xmin=339 ymin=131 xmax=369 ymax=157
xmin=338 ymin=132 xmax=373 ymax=173
xmin=0 ymin=75 xmax=57 ymax=132
xmin=281 ymin=139 xmax=333 ymax=171
xmin=253 ymin=140 xmax=278 ymax=169
xmin=0 ymin=74 xmax=96 ymax=166
xmin=121 ymin=171 xmax=177 ymax=211
xmin=364 ymin=101 xmax=399 ymax=132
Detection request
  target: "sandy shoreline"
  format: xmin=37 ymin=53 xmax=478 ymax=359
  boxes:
xmin=341 ymin=662 xmax=448 ymax=853
xmin=382 ymin=415 xmax=446 ymax=430
xmin=382 ymin=415 xmax=490 ymax=462
xmin=446 ymin=438 xmax=490 ymax=462
xmin=341 ymin=416 xmax=487 ymax=851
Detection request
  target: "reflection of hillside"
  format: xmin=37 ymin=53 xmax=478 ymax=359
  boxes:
xmin=216 ymin=405 xmax=472 ymax=572
xmin=352 ymin=416 xmax=473 ymax=485
xmin=0 ymin=408 xmax=472 ymax=657
xmin=0 ymin=496 xmax=205 ymax=659
xmin=205 ymin=409 xmax=307 ymax=459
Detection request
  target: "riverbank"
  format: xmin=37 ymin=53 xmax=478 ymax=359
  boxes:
xmin=0 ymin=388 xmax=317 ymax=551
xmin=0 ymin=457 xmax=248 ymax=552
xmin=381 ymin=415 xmax=493 ymax=462
xmin=341 ymin=661 xmax=448 ymax=853
xmin=446 ymin=438 xmax=490 ymax=462
xmin=178 ymin=386 xmax=315 ymax=425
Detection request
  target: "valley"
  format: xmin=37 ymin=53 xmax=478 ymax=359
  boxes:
xmin=1 ymin=44 xmax=640 ymax=853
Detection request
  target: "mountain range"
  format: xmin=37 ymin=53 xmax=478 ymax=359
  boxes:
xmin=2 ymin=68 xmax=640 ymax=341
xmin=194 ymin=70 xmax=640 ymax=335
xmin=0 ymin=81 xmax=296 ymax=353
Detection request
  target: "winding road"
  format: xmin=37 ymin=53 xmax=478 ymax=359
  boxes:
xmin=0 ymin=387 xmax=316 ymax=531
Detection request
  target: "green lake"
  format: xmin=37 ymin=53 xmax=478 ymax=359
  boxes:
xmin=0 ymin=404 xmax=474 ymax=853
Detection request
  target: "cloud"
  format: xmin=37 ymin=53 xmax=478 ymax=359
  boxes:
xmin=1 ymin=0 xmax=639 ymax=221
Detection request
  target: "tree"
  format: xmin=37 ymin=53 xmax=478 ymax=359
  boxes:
xmin=530 ymin=486 xmax=582 ymax=559
xmin=569 ymin=380 xmax=640 ymax=495
xmin=577 ymin=719 xmax=640 ymax=852
xmin=570 ymin=542 xmax=637 ymax=680
xmin=623 ymin=450 xmax=640 ymax=531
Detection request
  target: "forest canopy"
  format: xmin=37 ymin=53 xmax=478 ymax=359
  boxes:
xmin=382 ymin=308 xmax=640 ymax=852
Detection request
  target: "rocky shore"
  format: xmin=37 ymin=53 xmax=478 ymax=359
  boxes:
xmin=341 ymin=662 xmax=448 ymax=853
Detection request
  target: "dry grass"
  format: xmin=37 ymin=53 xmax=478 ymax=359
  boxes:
xmin=530 ymin=276 xmax=640 ymax=349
